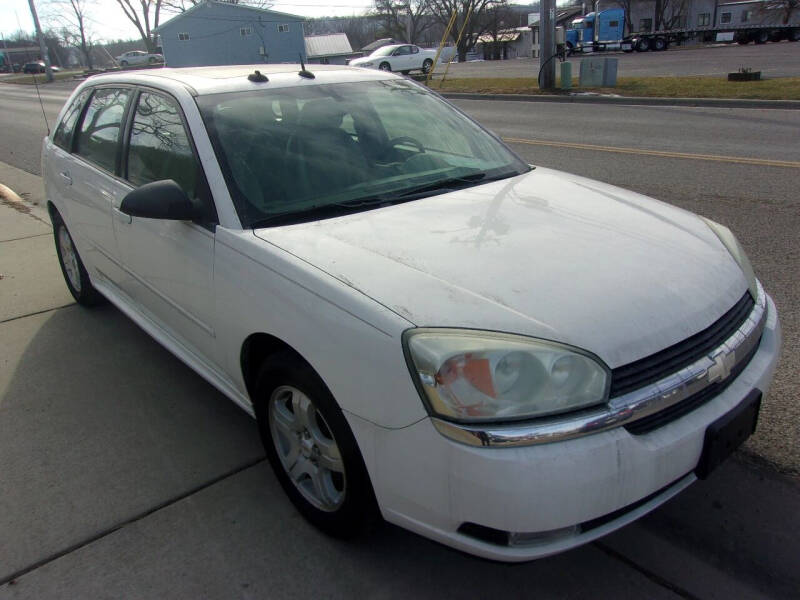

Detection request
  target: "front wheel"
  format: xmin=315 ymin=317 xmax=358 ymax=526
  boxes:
xmin=378 ymin=62 xmax=391 ymax=72
xmin=422 ymin=58 xmax=433 ymax=74
xmin=52 ymin=211 xmax=105 ymax=306
xmin=255 ymin=354 xmax=378 ymax=537
xmin=120 ymin=60 xmax=128 ymax=66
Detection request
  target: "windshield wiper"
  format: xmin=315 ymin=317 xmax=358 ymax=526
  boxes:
xmin=249 ymin=171 xmax=521 ymax=228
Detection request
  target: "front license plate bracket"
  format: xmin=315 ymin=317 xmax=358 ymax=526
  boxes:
xmin=695 ymin=389 xmax=761 ymax=480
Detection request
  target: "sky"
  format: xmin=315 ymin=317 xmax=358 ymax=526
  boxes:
xmin=0 ymin=0 xmax=396 ymax=42
xmin=2 ymin=0 xmax=540 ymax=43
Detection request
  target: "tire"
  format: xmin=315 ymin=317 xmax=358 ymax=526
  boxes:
xmin=254 ymin=353 xmax=378 ymax=538
xmin=52 ymin=211 xmax=105 ymax=306
xmin=120 ymin=60 xmax=128 ymax=66
xmin=755 ymin=30 xmax=769 ymax=44
xmin=653 ymin=37 xmax=666 ymax=51
xmin=422 ymin=58 xmax=433 ymax=74
xmin=378 ymin=62 xmax=391 ymax=72
xmin=790 ymin=29 xmax=800 ymax=42
xmin=636 ymin=37 xmax=651 ymax=52
xmin=148 ymin=57 xmax=157 ymax=64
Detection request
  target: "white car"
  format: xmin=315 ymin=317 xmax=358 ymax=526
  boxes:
xmin=116 ymin=50 xmax=164 ymax=67
xmin=42 ymin=65 xmax=780 ymax=561
xmin=348 ymin=44 xmax=437 ymax=74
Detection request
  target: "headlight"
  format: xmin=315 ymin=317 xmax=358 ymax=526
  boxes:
xmin=700 ymin=217 xmax=758 ymax=299
xmin=403 ymin=329 xmax=610 ymax=423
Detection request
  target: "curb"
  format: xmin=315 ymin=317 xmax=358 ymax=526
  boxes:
xmin=440 ymin=92 xmax=800 ymax=110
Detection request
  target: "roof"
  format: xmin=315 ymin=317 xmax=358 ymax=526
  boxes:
xmin=305 ymin=33 xmax=353 ymax=58
xmin=155 ymin=0 xmax=304 ymax=32
xmin=77 ymin=64 xmax=397 ymax=96
xmin=361 ymin=38 xmax=396 ymax=52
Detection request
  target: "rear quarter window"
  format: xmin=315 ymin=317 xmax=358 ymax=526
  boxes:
xmin=75 ymin=88 xmax=131 ymax=173
xmin=53 ymin=90 xmax=90 ymax=152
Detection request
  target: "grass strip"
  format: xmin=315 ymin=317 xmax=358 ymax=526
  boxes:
xmin=429 ymin=76 xmax=800 ymax=100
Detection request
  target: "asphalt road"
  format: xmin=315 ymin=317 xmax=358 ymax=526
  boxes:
xmin=1 ymin=82 xmax=799 ymax=598
xmin=441 ymin=41 xmax=800 ymax=78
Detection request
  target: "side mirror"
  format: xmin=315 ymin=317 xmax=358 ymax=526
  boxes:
xmin=121 ymin=180 xmax=198 ymax=221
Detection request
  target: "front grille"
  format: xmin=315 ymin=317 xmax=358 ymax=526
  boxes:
xmin=623 ymin=335 xmax=761 ymax=435
xmin=610 ymin=292 xmax=755 ymax=398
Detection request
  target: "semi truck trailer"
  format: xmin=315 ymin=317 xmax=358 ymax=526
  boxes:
xmin=565 ymin=3 xmax=800 ymax=53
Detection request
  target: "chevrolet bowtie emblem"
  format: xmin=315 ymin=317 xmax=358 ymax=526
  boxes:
xmin=707 ymin=350 xmax=737 ymax=384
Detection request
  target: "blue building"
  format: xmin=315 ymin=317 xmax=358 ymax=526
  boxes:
xmin=155 ymin=1 xmax=306 ymax=68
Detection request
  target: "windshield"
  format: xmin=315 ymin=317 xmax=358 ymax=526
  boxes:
xmin=371 ymin=45 xmax=396 ymax=57
xmin=197 ymin=79 xmax=530 ymax=228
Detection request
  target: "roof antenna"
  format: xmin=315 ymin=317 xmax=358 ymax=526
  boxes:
xmin=248 ymin=69 xmax=268 ymax=82
xmin=298 ymin=54 xmax=314 ymax=79
xmin=32 ymin=73 xmax=50 ymax=135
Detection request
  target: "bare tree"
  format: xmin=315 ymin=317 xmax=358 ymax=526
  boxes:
xmin=428 ymin=0 xmax=501 ymax=61
xmin=374 ymin=0 xmax=434 ymax=44
xmin=653 ymin=0 xmax=688 ymax=31
xmin=114 ymin=0 xmax=162 ymax=52
xmin=44 ymin=0 xmax=95 ymax=68
xmin=480 ymin=1 xmax=514 ymax=59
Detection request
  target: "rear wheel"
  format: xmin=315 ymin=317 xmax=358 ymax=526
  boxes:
xmin=755 ymin=30 xmax=769 ymax=44
xmin=378 ymin=62 xmax=391 ymax=72
xmin=636 ymin=37 xmax=651 ymax=52
xmin=254 ymin=353 xmax=378 ymax=537
xmin=422 ymin=58 xmax=433 ymax=73
xmin=790 ymin=29 xmax=800 ymax=42
xmin=52 ymin=211 xmax=105 ymax=306
xmin=653 ymin=37 xmax=667 ymax=51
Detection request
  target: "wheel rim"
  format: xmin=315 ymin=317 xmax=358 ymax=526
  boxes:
xmin=58 ymin=225 xmax=81 ymax=293
xmin=379 ymin=63 xmax=390 ymax=71
xmin=268 ymin=385 xmax=346 ymax=512
xmin=423 ymin=60 xmax=432 ymax=73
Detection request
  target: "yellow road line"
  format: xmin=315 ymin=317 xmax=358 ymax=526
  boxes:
xmin=502 ymin=137 xmax=800 ymax=169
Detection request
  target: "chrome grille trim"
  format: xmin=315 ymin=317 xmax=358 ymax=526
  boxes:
xmin=432 ymin=283 xmax=767 ymax=448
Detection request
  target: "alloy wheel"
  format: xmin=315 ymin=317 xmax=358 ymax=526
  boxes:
xmin=268 ymin=385 xmax=346 ymax=512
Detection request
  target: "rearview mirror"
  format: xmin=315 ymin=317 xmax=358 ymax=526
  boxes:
xmin=120 ymin=180 xmax=198 ymax=221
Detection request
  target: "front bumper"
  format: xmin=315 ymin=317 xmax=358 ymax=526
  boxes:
xmin=351 ymin=294 xmax=781 ymax=561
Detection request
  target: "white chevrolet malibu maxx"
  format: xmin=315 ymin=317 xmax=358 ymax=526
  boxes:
xmin=42 ymin=65 xmax=780 ymax=561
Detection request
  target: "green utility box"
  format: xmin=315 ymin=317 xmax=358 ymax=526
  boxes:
xmin=560 ymin=61 xmax=572 ymax=90
xmin=579 ymin=57 xmax=618 ymax=87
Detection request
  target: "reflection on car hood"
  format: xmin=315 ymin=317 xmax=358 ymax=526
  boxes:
xmin=254 ymin=168 xmax=747 ymax=368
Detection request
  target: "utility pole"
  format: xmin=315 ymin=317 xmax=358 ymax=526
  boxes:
xmin=540 ymin=0 xmax=556 ymax=89
xmin=27 ymin=0 xmax=53 ymax=82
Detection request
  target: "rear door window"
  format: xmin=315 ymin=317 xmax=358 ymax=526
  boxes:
xmin=75 ymin=88 xmax=131 ymax=173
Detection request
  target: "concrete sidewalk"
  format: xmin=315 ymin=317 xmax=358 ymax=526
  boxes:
xmin=1 ymin=160 xmax=799 ymax=599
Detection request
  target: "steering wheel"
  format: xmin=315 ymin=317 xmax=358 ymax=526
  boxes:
xmin=387 ymin=136 xmax=425 ymax=156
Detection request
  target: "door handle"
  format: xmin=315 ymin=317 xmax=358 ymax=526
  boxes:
xmin=59 ymin=171 xmax=72 ymax=185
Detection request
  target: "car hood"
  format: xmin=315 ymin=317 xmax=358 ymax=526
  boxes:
xmin=348 ymin=56 xmax=375 ymax=66
xmin=254 ymin=168 xmax=747 ymax=368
